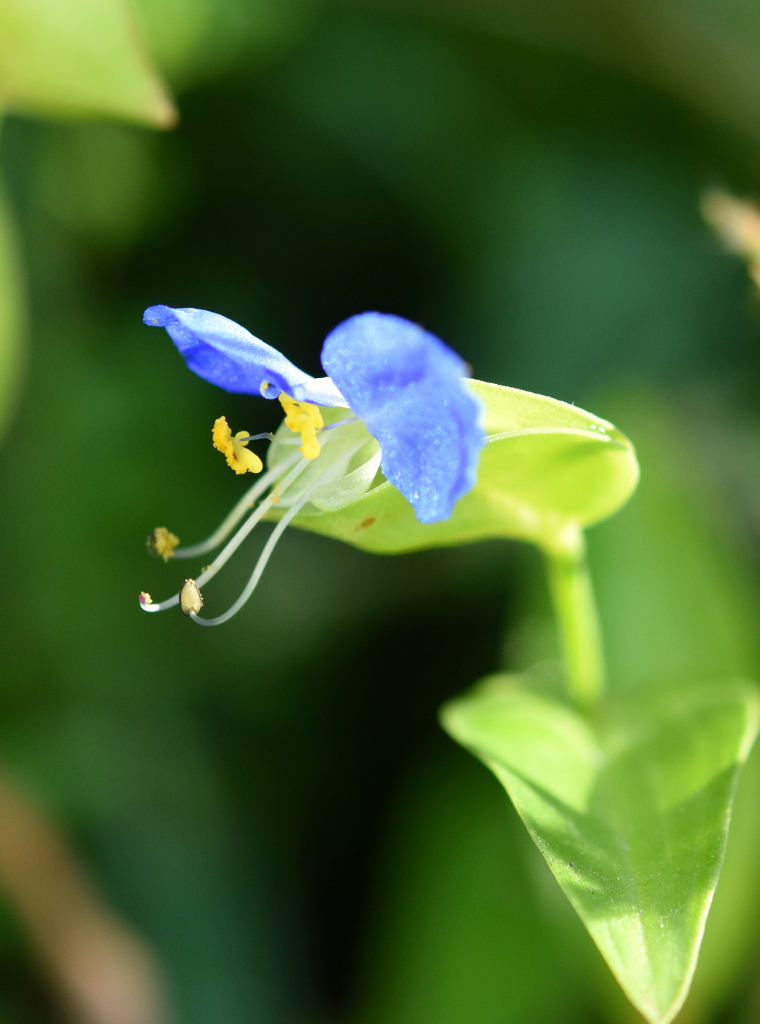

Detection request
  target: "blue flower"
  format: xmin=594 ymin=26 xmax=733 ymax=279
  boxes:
xmin=143 ymin=305 xmax=483 ymax=524
xmin=143 ymin=305 xmax=345 ymax=406
xmin=140 ymin=306 xmax=484 ymax=625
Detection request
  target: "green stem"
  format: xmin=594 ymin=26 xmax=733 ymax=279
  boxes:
xmin=544 ymin=528 xmax=605 ymax=707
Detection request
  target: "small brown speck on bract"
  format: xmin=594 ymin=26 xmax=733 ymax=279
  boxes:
xmin=357 ymin=517 xmax=376 ymax=530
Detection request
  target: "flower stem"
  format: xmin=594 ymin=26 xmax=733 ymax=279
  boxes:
xmin=544 ymin=528 xmax=605 ymax=707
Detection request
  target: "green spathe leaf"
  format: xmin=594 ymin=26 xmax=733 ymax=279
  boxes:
xmin=284 ymin=380 xmax=640 ymax=554
xmin=441 ymin=676 xmax=760 ymax=1024
xmin=0 ymin=0 xmax=175 ymax=127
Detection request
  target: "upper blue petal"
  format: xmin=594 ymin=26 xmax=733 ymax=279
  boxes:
xmin=320 ymin=313 xmax=484 ymax=523
xmin=143 ymin=305 xmax=346 ymax=406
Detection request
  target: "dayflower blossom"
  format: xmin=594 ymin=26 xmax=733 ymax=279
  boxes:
xmin=139 ymin=306 xmax=484 ymax=625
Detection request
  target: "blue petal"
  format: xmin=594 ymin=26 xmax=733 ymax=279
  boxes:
xmin=143 ymin=305 xmax=346 ymax=406
xmin=320 ymin=313 xmax=484 ymax=523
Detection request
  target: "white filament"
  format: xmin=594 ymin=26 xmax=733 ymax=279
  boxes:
xmin=172 ymin=417 xmax=359 ymax=561
xmin=140 ymin=456 xmax=310 ymax=613
xmin=189 ymin=443 xmax=366 ymax=626
xmin=172 ymin=450 xmax=302 ymax=560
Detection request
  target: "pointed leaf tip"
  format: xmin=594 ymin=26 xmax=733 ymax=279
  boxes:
xmin=441 ymin=676 xmax=760 ymax=1024
xmin=0 ymin=0 xmax=177 ymax=128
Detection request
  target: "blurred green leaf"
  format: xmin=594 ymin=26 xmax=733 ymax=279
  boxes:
xmin=35 ymin=123 xmax=190 ymax=249
xmin=285 ymin=380 xmax=639 ymax=553
xmin=0 ymin=180 xmax=24 ymax=440
xmin=441 ymin=674 xmax=760 ymax=1024
xmin=130 ymin=0 xmax=315 ymax=91
xmin=589 ymin=394 xmax=760 ymax=692
xmin=0 ymin=0 xmax=175 ymax=126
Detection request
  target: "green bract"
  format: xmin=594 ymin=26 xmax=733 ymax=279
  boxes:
xmin=442 ymin=675 xmax=760 ymax=1024
xmin=272 ymin=379 xmax=640 ymax=554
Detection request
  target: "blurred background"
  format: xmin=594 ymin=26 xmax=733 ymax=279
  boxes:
xmin=2 ymin=1 xmax=760 ymax=1022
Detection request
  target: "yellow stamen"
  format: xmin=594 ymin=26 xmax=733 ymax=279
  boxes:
xmin=146 ymin=527 xmax=180 ymax=561
xmin=278 ymin=394 xmax=324 ymax=460
xmin=212 ymin=416 xmax=263 ymax=475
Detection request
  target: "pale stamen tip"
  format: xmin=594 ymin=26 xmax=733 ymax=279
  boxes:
xmin=139 ymin=591 xmax=153 ymax=607
xmin=179 ymin=579 xmax=203 ymax=617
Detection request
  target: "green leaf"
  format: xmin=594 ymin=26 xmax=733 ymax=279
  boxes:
xmin=441 ymin=675 xmax=760 ymax=1024
xmin=284 ymin=380 xmax=640 ymax=554
xmin=0 ymin=178 xmax=25 ymax=439
xmin=584 ymin=392 xmax=760 ymax=1011
xmin=0 ymin=0 xmax=175 ymax=127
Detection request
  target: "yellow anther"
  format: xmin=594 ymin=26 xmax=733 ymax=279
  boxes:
xmin=212 ymin=416 xmax=263 ymax=475
xmin=147 ymin=527 xmax=180 ymax=561
xmin=278 ymin=393 xmax=324 ymax=460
